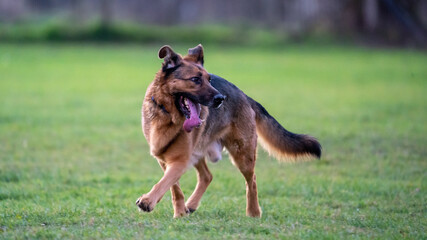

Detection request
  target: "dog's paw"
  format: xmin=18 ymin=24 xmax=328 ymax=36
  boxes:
xmin=135 ymin=195 xmax=154 ymax=212
xmin=173 ymin=207 xmax=190 ymax=218
xmin=185 ymin=204 xmax=197 ymax=214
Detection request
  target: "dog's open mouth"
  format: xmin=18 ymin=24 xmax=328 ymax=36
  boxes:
xmin=179 ymin=96 xmax=202 ymax=132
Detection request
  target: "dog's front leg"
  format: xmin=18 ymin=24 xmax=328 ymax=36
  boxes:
xmin=185 ymin=158 xmax=213 ymax=213
xmin=136 ymin=161 xmax=187 ymax=213
xmin=157 ymin=161 xmax=189 ymax=218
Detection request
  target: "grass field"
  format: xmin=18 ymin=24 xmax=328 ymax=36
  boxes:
xmin=0 ymin=43 xmax=426 ymax=239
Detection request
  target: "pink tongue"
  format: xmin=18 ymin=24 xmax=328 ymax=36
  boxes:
xmin=183 ymin=99 xmax=201 ymax=132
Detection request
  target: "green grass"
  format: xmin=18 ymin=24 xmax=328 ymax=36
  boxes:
xmin=0 ymin=43 xmax=426 ymax=239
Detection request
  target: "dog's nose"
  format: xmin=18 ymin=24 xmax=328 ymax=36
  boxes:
xmin=212 ymin=94 xmax=225 ymax=108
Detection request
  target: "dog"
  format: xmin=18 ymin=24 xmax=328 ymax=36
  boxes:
xmin=135 ymin=44 xmax=321 ymax=218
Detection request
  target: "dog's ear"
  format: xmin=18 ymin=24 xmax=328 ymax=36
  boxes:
xmin=158 ymin=45 xmax=182 ymax=72
xmin=187 ymin=44 xmax=204 ymax=66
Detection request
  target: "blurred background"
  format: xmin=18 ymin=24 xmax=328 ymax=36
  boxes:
xmin=1 ymin=1 xmax=426 ymax=239
xmin=1 ymin=0 xmax=427 ymax=47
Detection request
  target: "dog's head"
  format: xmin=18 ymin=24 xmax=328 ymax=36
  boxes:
xmin=157 ymin=44 xmax=225 ymax=132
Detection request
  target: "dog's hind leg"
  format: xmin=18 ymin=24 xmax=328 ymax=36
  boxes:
xmin=225 ymin=132 xmax=262 ymax=217
xmin=239 ymin=163 xmax=262 ymax=218
xmin=185 ymin=158 xmax=213 ymax=213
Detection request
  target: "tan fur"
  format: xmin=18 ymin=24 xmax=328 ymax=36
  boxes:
xmin=257 ymin=132 xmax=319 ymax=162
xmin=136 ymin=44 xmax=320 ymax=218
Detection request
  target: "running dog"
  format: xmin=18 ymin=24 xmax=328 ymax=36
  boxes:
xmin=135 ymin=44 xmax=321 ymax=218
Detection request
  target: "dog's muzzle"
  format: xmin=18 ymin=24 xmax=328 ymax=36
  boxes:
xmin=212 ymin=94 xmax=225 ymax=109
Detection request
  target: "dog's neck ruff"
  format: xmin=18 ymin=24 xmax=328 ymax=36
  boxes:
xmin=151 ymin=96 xmax=169 ymax=114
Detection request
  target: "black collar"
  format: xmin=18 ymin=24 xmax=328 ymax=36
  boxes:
xmin=151 ymin=96 xmax=169 ymax=114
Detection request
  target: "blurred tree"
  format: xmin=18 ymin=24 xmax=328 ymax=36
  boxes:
xmin=100 ymin=0 xmax=112 ymax=28
xmin=0 ymin=0 xmax=425 ymax=46
xmin=0 ymin=0 xmax=27 ymax=22
xmin=71 ymin=0 xmax=84 ymax=26
xmin=363 ymin=0 xmax=379 ymax=32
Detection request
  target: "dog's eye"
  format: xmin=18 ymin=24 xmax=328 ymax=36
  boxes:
xmin=190 ymin=77 xmax=201 ymax=84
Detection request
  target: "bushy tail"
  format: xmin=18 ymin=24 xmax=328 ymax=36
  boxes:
xmin=248 ymin=97 xmax=321 ymax=162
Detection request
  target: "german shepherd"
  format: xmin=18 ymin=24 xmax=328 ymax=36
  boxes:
xmin=136 ymin=44 xmax=321 ymax=218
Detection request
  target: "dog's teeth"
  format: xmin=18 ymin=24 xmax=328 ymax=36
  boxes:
xmin=184 ymin=98 xmax=189 ymax=109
